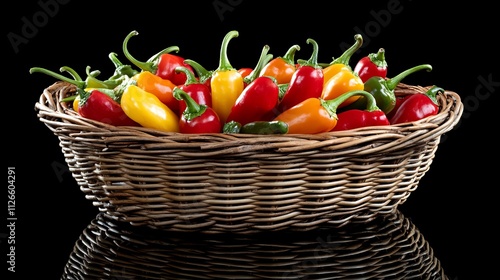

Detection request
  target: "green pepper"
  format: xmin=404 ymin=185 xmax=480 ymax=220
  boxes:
xmin=223 ymin=120 xmax=242 ymax=133
xmin=345 ymin=64 xmax=433 ymax=114
xmin=29 ymin=66 xmax=122 ymax=101
xmin=240 ymin=120 xmax=288 ymax=134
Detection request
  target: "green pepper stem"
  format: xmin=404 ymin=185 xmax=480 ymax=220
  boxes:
xmin=369 ymin=48 xmax=387 ymax=68
xmin=108 ymin=52 xmax=139 ymax=79
xmin=300 ymin=38 xmax=320 ymax=68
xmin=184 ymin=59 xmax=213 ymax=84
xmin=386 ymin=64 xmax=432 ymax=90
xmin=175 ymin=66 xmax=198 ymax=86
xmin=29 ymin=67 xmax=85 ymax=88
xmin=109 ymin=52 xmax=124 ymax=69
xmin=60 ymin=66 xmax=83 ymax=81
xmin=173 ymin=87 xmax=206 ymax=120
xmin=216 ymin=30 xmax=238 ymax=72
xmin=425 ymin=85 xmax=443 ymax=105
xmin=244 ymin=45 xmax=272 ymax=84
xmin=330 ymin=34 xmax=363 ymax=67
xmin=281 ymin=44 xmax=300 ymax=65
xmin=122 ymin=30 xmax=179 ymax=73
xmin=321 ymin=90 xmax=379 ymax=118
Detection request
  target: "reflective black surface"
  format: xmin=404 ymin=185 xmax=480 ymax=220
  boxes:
xmin=5 ymin=0 xmax=497 ymax=279
xmin=61 ymin=210 xmax=448 ymax=279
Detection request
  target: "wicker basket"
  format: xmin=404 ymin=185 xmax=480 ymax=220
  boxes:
xmin=61 ymin=210 xmax=449 ymax=279
xmin=35 ymin=81 xmax=463 ymax=234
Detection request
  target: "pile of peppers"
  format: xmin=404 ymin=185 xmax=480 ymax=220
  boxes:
xmin=30 ymin=30 xmax=442 ymax=134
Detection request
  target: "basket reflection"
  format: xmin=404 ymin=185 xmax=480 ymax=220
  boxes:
xmin=61 ymin=210 xmax=449 ymax=279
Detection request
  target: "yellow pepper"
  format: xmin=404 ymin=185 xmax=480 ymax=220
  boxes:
xmin=121 ymin=85 xmax=180 ymax=132
xmin=210 ymin=30 xmax=244 ymax=124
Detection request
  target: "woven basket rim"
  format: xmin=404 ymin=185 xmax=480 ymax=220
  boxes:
xmin=35 ymin=82 xmax=463 ymax=136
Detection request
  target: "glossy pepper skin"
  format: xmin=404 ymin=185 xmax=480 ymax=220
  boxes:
xmin=173 ymin=88 xmax=221 ymax=133
xmin=122 ymin=30 xmax=194 ymax=86
xmin=240 ymin=120 xmax=288 ymax=134
xmin=274 ymin=90 xmax=375 ymax=134
xmin=77 ymin=88 xmax=139 ymax=126
xmin=331 ymin=101 xmax=389 ymax=131
xmin=121 ymin=84 xmax=180 ymax=132
xmin=277 ymin=38 xmax=324 ymax=113
xmin=226 ymin=45 xmax=279 ymax=125
xmin=132 ymin=71 xmax=178 ymax=112
xmin=347 ymin=64 xmax=433 ymax=114
xmin=353 ymin=48 xmax=388 ymax=83
xmin=321 ymin=67 xmax=364 ymax=107
xmin=175 ymin=66 xmax=213 ymax=116
xmin=210 ymin=30 xmax=245 ymax=124
xmin=390 ymin=85 xmax=442 ymax=124
xmin=238 ymin=67 xmax=253 ymax=79
xmin=259 ymin=44 xmax=300 ymax=85
xmin=223 ymin=120 xmax=242 ymax=133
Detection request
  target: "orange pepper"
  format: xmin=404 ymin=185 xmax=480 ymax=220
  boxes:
xmin=321 ymin=68 xmax=364 ymax=107
xmin=132 ymin=71 xmax=178 ymax=113
xmin=274 ymin=90 xmax=374 ymax=134
xmin=274 ymin=98 xmax=336 ymax=134
xmin=259 ymin=44 xmax=300 ymax=85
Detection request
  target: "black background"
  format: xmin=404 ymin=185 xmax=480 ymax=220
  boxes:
xmin=3 ymin=0 xmax=498 ymax=279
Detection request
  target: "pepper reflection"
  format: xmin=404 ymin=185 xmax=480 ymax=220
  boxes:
xmin=62 ymin=210 xmax=449 ymax=279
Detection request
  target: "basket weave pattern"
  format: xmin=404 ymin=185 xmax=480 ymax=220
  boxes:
xmin=36 ymin=81 xmax=463 ymax=233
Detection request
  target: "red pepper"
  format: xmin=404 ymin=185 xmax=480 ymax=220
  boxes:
xmin=122 ymin=30 xmax=194 ymax=86
xmin=353 ymin=48 xmax=388 ymax=83
xmin=173 ymin=87 xmax=221 ymax=133
xmin=226 ymin=45 xmax=279 ymax=125
xmin=331 ymin=104 xmax=389 ymax=131
xmin=78 ymin=88 xmax=139 ymax=126
xmin=237 ymin=67 xmax=253 ymax=79
xmin=29 ymin=66 xmax=138 ymax=126
xmin=175 ymin=66 xmax=212 ymax=116
xmin=277 ymin=38 xmax=324 ymax=113
xmin=385 ymin=95 xmax=406 ymax=120
xmin=389 ymin=85 xmax=442 ymax=124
